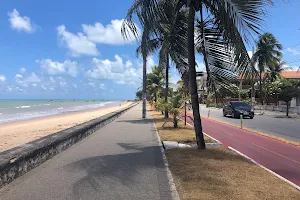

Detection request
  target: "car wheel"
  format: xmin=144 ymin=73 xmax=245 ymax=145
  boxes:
xmin=250 ymin=116 xmax=254 ymax=119
xmin=223 ymin=111 xmax=226 ymax=117
xmin=234 ymin=112 xmax=240 ymax=119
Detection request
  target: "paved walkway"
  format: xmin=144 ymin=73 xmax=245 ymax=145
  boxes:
xmin=0 ymin=104 xmax=173 ymax=200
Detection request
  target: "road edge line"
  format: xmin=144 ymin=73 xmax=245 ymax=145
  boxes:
xmin=179 ymin=118 xmax=222 ymax=145
xmin=228 ymin=146 xmax=300 ymax=191
xmin=151 ymin=115 xmax=180 ymax=200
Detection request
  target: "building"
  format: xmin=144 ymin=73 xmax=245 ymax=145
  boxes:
xmin=196 ymin=71 xmax=300 ymax=107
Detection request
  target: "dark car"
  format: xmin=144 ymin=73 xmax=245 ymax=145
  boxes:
xmin=223 ymin=101 xmax=254 ymax=119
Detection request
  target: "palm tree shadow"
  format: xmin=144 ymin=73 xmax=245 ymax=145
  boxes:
xmin=116 ymin=118 xmax=153 ymax=124
xmin=64 ymin=143 xmax=170 ymax=200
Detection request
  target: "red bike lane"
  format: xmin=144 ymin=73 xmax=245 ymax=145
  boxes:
xmin=183 ymin=113 xmax=300 ymax=187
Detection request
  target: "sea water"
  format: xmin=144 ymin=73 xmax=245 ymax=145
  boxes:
xmin=0 ymin=99 xmax=121 ymax=124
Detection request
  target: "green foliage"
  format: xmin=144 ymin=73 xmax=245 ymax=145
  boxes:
xmin=146 ymin=66 xmax=165 ymax=104
xmin=278 ymin=80 xmax=300 ymax=116
xmin=168 ymin=94 xmax=185 ymax=128
xmin=155 ymin=93 xmax=184 ymax=128
xmin=279 ymin=86 xmax=300 ymax=103
xmin=136 ymin=90 xmax=143 ymax=100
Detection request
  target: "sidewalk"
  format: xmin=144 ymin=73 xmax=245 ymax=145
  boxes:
xmin=0 ymin=104 xmax=173 ymax=200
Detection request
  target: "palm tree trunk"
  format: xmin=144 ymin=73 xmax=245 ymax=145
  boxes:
xmin=259 ymin=72 xmax=263 ymax=105
xmin=164 ymin=53 xmax=169 ymax=118
xmin=251 ymin=70 xmax=255 ymax=108
xmin=142 ymin=55 xmax=147 ymax=118
xmin=187 ymin=3 xmax=205 ymax=150
xmin=286 ymin=102 xmax=289 ymax=117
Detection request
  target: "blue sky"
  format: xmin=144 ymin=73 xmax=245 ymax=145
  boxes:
xmin=0 ymin=0 xmax=299 ymax=99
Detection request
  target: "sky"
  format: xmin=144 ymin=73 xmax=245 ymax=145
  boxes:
xmin=0 ymin=0 xmax=299 ymax=99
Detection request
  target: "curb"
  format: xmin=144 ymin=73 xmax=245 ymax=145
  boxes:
xmin=179 ymin=118 xmax=222 ymax=144
xmin=228 ymin=146 xmax=300 ymax=191
xmin=152 ymin=119 xmax=180 ymax=200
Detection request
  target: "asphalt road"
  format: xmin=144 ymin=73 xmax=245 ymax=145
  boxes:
xmin=0 ymin=104 xmax=173 ymax=200
xmin=198 ymin=105 xmax=300 ymax=143
xmin=182 ymin=113 xmax=300 ymax=187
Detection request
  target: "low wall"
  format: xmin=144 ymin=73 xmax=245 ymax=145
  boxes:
xmin=254 ymin=105 xmax=300 ymax=114
xmin=0 ymin=103 xmax=138 ymax=188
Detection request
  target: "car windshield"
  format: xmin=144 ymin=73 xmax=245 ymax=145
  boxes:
xmin=231 ymin=102 xmax=250 ymax=108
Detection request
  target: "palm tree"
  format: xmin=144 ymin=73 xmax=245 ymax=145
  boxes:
xmin=121 ymin=0 xmax=159 ymax=118
xmin=252 ymin=33 xmax=283 ymax=105
xmin=123 ymin=0 xmax=271 ymax=149
xmin=265 ymin=60 xmax=291 ymax=82
xmin=133 ymin=0 xmax=189 ymax=119
xmin=146 ymin=66 xmax=165 ymax=103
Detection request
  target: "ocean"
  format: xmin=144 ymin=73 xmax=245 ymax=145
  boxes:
xmin=0 ymin=99 xmax=121 ymax=124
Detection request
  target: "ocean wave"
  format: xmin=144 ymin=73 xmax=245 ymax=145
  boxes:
xmin=16 ymin=106 xmax=31 ymax=109
xmin=57 ymin=107 xmax=64 ymax=110
xmin=44 ymin=104 xmax=51 ymax=106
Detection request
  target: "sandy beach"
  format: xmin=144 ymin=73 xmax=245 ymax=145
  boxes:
xmin=0 ymin=102 xmax=133 ymax=153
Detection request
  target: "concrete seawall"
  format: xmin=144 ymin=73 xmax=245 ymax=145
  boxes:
xmin=0 ymin=102 xmax=138 ymax=188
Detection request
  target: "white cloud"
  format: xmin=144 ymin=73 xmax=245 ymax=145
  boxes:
xmin=0 ymin=75 xmax=6 ymax=82
xmin=86 ymin=55 xmax=142 ymax=87
xmin=49 ymin=76 xmax=56 ymax=83
xmin=138 ymin=56 xmax=155 ymax=73
xmin=196 ymin=61 xmax=206 ymax=72
xmin=15 ymin=73 xmax=41 ymax=87
xmin=41 ymin=85 xmax=47 ymax=90
xmin=72 ymin=83 xmax=78 ymax=88
xmin=37 ymin=59 xmax=79 ymax=77
xmin=32 ymin=83 xmax=37 ymax=87
xmin=15 ymin=74 xmax=23 ymax=79
xmin=100 ymin=83 xmax=105 ymax=89
xmin=287 ymin=48 xmax=300 ymax=56
xmin=82 ymin=19 xmax=138 ymax=45
xmin=57 ymin=25 xmax=99 ymax=57
xmin=59 ymin=81 xmax=67 ymax=87
xmin=247 ymin=51 xmax=253 ymax=58
xmin=8 ymin=9 xmax=35 ymax=33
xmin=88 ymin=82 xmax=96 ymax=88
xmin=20 ymin=68 xmax=26 ymax=73
xmin=26 ymin=73 xmax=41 ymax=83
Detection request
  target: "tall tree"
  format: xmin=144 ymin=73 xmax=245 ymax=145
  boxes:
xmin=123 ymin=0 xmax=271 ymax=149
xmin=121 ymin=0 xmax=159 ymax=118
xmin=146 ymin=66 xmax=165 ymax=103
xmin=252 ymin=33 xmax=283 ymax=105
xmin=266 ymin=59 xmax=291 ymax=82
xmin=134 ymin=0 xmax=189 ymax=119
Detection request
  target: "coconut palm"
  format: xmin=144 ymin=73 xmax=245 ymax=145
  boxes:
xmin=252 ymin=33 xmax=283 ymax=105
xmin=265 ymin=60 xmax=291 ymax=82
xmin=132 ymin=0 xmax=189 ymax=119
xmin=122 ymin=0 xmax=271 ymax=149
xmin=146 ymin=66 xmax=165 ymax=103
xmin=121 ymin=0 xmax=160 ymax=118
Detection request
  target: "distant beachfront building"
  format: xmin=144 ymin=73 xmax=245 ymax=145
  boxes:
xmin=196 ymin=71 xmax=300 ymax=109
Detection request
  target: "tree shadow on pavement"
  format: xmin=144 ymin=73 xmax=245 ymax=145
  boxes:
xmin=64 ymin=143 xmax=171 ymax=200
xmin=116 ymin=118 xmax=153 ymax=124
